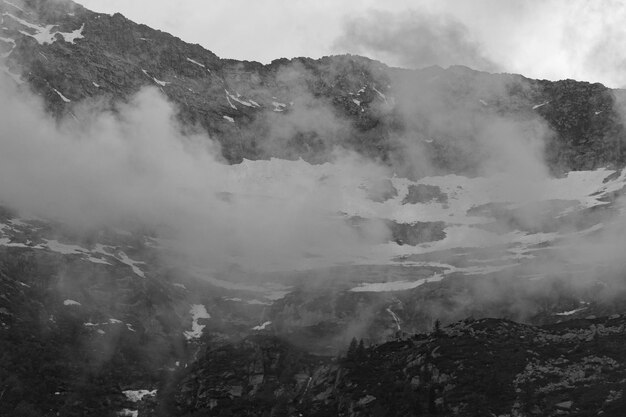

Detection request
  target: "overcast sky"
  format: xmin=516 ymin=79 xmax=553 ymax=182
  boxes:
xmin=78 ymin=0 xmax=626 ymax=88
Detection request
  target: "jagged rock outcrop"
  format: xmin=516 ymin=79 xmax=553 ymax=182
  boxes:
xmin=167 ymin=316 xmax=626 ymax=416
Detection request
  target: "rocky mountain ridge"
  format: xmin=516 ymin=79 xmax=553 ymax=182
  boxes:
xmin=166 ymin=316 xmax=626 ymax=416
xmin=1 ymin=0 xmax=626 ymax=174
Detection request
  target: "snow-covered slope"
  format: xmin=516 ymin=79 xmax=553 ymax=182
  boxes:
xmin=196 ymin=158 xmax=626 ymax=290
xmin=2 ymin=156 xmax=623 ymax=289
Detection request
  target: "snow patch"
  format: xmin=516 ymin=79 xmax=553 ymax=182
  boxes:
xmin=58 ymin=23 xmax=83 ymax=44
xmin=115 ymin=252 xmax=145 ymax=278
xmin=386 ymin=308 xmax=401 ymax=330
xmin=186 ymin=57 xmax=205 ymax=68
xmin=252 ymin=321 xmax=272 ymax=331
xmin=223 ymin=115 xmax=234 ymax=123
xmin=373 ymin=86 xmax=386 ymax=100
xmin=272 ymin=101 xmax=287 ymax=112
xmin=350 ymin=274 xmax=444 ymax=292
xmin=0 ymin=237 xmax=28 ymax=248
xmin=183 ymin=304 xmax=210 ymax=340
xmin=141 ymin=69 xmax=169 ymax=87
xmin=555 ymin=307 xmax=587 ymax=316
xmin=44 ymin=239 xmax=84 ymax=254
xmin=191 ymin=268 xmax=290 ymax=300
xmin=63 ymin=299 xmax=81 ymax=306
xmin=85 ymin=256 xmax=111 ymax=265
xmin=3 ymin=13 xmax=83 ymax=45
xmin=247 ymin=299 xmax=272 ymax=305
xmin=225 ymin=94 xmax=237 ymax=109
xmin=225 ymin=89 xmax=260 ymax=108
xmin=53 ymin=88 xmax=71 ymax=103
xmin=123 ymin=389 xmax=157 ymax=402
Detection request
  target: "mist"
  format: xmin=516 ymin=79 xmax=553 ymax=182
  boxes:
xmin=232 ymin=61 xmax=357 ymax=162
xmin=2 ymin=44 xmax=626 ymax=329
xmin=0 ymin=73 xmax=393 ymax=274
xmin=335 ymin=9 xmax=498 ymax=72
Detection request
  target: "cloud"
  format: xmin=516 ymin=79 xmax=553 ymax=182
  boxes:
xmin=376 ymin=63 xmax=552 ymax=180
xmin=0 ymin=73 xmax=392 ymax=273
xmin=555 ymin=0 xmax=626 ymax=87
xmin=335 ymin=9 xmax=498 ymax=72
xmin=331 ymin=1 xmax=626 ymax=87
xmin=441 ymin=0 xmax=626 ymax=88
xmin=233 ymin=61 xmax=357 ymax=162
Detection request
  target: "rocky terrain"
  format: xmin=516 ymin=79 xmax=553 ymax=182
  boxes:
xmin=2 ymin=0 xmax=626 ymax=416
xmin=170 ymin=316 xmax=626 ymax=416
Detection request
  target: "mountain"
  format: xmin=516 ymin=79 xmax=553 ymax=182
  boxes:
xmin=1 ymin=0 xmax=626 ymax=416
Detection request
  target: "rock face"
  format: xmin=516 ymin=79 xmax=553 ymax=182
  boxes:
xmin=168 ymin=317 xmax=626 ymax=417
xmin=2 ymin=0 xmax=626 ymax=174
xmin=402 ymin=184 xmax=448 ymax=205
xmin=0 ymin=208 xmax=275 ymax=416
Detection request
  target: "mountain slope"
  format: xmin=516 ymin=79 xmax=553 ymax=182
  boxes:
xmin=170 ymin=317 xmax=626 ymax=417
xmin=2 ymin=1 xmax=626 ymax=416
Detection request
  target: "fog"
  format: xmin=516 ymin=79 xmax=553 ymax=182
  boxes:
xmin=0 ymin=74 xmax=392 ymax=273
xmin=3 ymin=41 xmax=626 ymax=339
xmin=335 ymin=9 xmax=498 ymax=72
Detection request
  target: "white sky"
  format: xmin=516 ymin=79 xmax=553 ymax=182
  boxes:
xmin=78 ymin=0 xmax=626 ymax=88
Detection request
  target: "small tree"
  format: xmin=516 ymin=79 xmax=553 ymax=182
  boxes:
xmin=433 ymin=319 xmax=442 ymax=335
xmin=347 ymin=337 xmax=358 ymax=360
xmin=356 ymin=339 xmax=366 ymax=360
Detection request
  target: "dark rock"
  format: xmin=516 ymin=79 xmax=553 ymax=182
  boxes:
xmin=402 ymin=184 xmax=448 ymax=205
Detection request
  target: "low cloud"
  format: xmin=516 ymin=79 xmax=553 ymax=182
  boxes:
xmin=0 ymin=74 xmax=392 ymax=273
xmin=335 ymin=9 xmax=499 ymax=72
